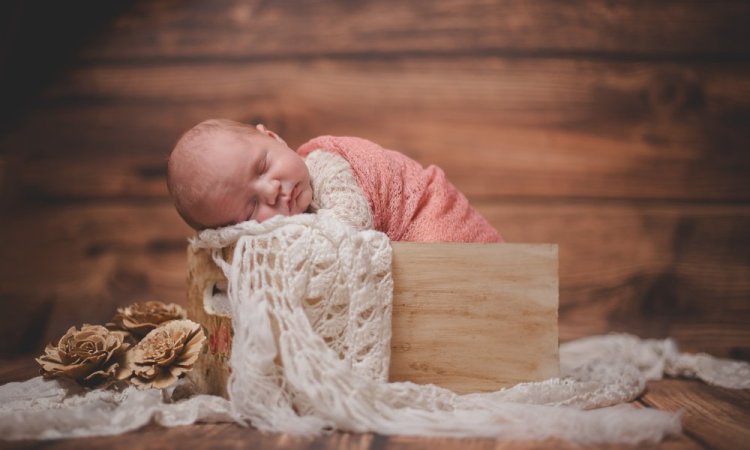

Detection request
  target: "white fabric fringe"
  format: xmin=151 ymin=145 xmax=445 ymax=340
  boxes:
xmin=1 ymin=213 xmax=748 ymax=443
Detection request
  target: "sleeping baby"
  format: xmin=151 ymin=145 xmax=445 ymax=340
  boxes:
xmin=167 ymin=119 xmax=502 ymax=243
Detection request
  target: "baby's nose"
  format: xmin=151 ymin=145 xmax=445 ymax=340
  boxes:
xmin=260 ymin=179 xmax=281 ymax=205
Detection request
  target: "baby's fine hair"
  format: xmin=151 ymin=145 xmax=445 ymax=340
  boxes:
xmin=166 ymin=118 xmax=261 ymax=229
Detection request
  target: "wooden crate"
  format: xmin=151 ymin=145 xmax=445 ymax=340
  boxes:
xmin=186 ymin=243 xmax=559 ymax=397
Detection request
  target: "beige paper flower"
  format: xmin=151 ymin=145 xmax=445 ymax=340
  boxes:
xmin=36 ymin=324 xmax=132 ymax=387
xmin=128 ymin=320 xmax=205 ymax=389
xmin=109 ymin=301 xmax=187 ymax=337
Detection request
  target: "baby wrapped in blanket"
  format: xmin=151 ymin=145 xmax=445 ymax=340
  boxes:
xmin=167 ymin=119 xmax=502 ymax=243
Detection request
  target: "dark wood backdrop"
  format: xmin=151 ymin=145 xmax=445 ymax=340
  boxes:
xmin=1 ymin=0 xmax=748 ymax=363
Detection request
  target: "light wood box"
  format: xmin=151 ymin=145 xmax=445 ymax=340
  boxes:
xmin=186 ymin=243 xmax=559 ymax=397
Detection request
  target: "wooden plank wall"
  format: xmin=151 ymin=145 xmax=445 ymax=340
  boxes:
xmin=0 ymin=0 xmax=748 ymax=362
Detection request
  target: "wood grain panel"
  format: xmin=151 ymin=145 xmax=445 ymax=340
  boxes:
xmin=0 ymin=422 xmax=372 ymax=450
xmin=383 ymin=434 xmax=701 ymax=450
xmin=1 ymin=154 xmax=169 ymax=204
xmin=390 ymin=243 xmax=558 ymax=391
xmin=0 ymin=357 xmax=40 ymax=384
xmin=480 ymin=201 xmax=750 ymax=358
xmin=2 ymin=58 xmax=748 ymax=201
xmin=641 ymin=379 xmax=750 ymax=450
xmin=76 ymin=0 xmax=750 ymax=60
xmin=0 ymin=203 xmax=193 ymax=356
xmin=1 ymin=202 xmax=747 ymax=361
xmin=0 ymin=420 xmax=697 ymax=450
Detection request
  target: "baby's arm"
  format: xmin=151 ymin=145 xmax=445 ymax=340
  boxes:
xmin=304 ymin=149 xmax=373 ymax=231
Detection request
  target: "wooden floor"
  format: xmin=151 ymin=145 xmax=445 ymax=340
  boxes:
xmin=1 ymin=358 xmax=748 ymax=449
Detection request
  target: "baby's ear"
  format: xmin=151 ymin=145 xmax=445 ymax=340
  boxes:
xmin=255 ymin=124 xmax=287 ymax=145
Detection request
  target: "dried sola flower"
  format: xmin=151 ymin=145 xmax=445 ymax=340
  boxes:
xmin=108 ymin=301 xmax=187 ymax=337
xmin=36 ymin=324 xmax=132 ymax=388
xmin=128 ymin=319 xmax=205 ymax=389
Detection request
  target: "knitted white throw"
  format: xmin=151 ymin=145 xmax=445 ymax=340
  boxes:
xmin=1 ymin=213 xmax=748 ymax=443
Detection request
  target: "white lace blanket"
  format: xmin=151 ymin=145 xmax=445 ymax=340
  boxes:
xmin=1 ymin=213 xmax=748 ymax=443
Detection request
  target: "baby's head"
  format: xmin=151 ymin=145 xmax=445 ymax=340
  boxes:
xmin=167 ymin=119 xmax=313 ymax=230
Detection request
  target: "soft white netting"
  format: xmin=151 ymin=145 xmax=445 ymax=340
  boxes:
xmin=1 ymin=213 xmax=748 ymax=443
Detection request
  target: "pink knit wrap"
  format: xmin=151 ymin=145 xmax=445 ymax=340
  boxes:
xmin=297 ymin=136 xmax=502 ymax=243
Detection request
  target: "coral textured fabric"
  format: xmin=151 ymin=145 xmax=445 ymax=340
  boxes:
xmin=297 ymin=136 xmax=502 ymax=243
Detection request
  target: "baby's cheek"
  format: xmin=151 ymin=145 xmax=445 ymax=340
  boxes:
xmin=255 ymin=208 xmax=286 ymax=223
xmin=298 ymin=190 xmax=314 ymax=213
